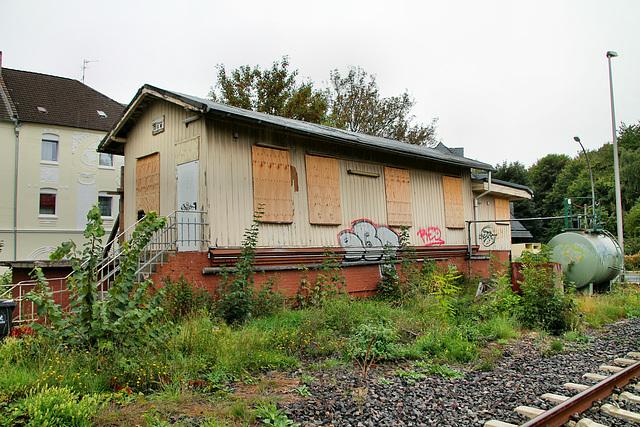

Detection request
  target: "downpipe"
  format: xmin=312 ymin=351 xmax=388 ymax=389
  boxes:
xmin=471 ymin=171 xmax=492 ymax=258
xmin=13 ymin=120 xmax=20 ymax=260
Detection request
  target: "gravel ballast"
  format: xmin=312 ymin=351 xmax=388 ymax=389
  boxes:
xmin=285 ymin=318 xmax=640 ymax=426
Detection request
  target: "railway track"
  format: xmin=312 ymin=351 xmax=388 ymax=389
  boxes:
xmin=485 ymin=352 xmax=640 ymax=427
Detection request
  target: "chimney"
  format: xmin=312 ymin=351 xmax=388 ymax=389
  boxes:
xmin=0 ymin=51 xmax=3 ymax=76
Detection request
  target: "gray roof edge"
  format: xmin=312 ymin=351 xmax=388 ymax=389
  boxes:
xmin=471 ymin=173 xmax=534 ymax=195
xmin=106 ymin=84 xmax=495 ymax=171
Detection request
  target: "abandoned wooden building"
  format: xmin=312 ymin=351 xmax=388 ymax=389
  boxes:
xmin=94 ymin=84 xmax=532 ymax=297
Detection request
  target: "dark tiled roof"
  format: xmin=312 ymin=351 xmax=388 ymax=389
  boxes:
xmin=0 ymin=73 xmax=15 ymax=122
xmin=1 ymin=68 xmax=124 ymax=131
xmin=511 ymin=214 xmax=533 ymax=238
xmin=434 ymin=142 xmax=464 ymax=157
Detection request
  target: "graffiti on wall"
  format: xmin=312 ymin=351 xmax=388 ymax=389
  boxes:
xmin=479 ymin=225 xmax=499 ymax=247
xmin=180 ymin=201 xmax=197 ymax=211
xmin=417 ymin=227 xmax=445 ymax=246
xmin=553 ymin=243 xmax=586 ymax=265
xmin=338 ymin=219 xmax=399 ymax=262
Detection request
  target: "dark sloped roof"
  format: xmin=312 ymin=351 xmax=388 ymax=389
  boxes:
xmin=511 ymin=213 xmax=533 ymax=238
xmin=0 ymin=73 xmax=15 ymax=122
xmin=1 ymin=68 xmax=124 ymax=131
xmin=101 ymin=84 xmax=494 ymax=171
xmin=434 ymin=142 xmax=464 ymax=157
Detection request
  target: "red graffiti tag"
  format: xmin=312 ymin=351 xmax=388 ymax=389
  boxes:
xmin=417 ymin=227 xmax=445 ymax=246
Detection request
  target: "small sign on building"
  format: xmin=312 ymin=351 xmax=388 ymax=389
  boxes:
xmin=152 ymin=115 xmax=165 ymax=135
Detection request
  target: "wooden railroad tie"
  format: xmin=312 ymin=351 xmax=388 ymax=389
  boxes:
xmin=483 ymin=351 xmax=640 ymax=427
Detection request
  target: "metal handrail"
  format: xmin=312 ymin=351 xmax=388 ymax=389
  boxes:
xmin=2 ymin=210 xmax=208 ymax=323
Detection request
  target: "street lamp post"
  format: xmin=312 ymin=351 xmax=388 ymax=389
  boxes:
xmin=606 ymin=50 xmax=625 ymax=259
xmin=574 ymin=136 xmax=597 ymax=230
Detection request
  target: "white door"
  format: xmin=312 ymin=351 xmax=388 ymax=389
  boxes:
xmin=177 ymin=161 xmax=199 ymax=252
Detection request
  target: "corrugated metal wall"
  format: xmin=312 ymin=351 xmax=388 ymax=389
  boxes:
xmin=205 ymin=117 xmax=484 ymax=249
xmin=475 ymin=195 xmax=511 ymax=251
xmin=122 ymin=99 xmax=506 ymax=251
xmin=123 ymin=101 xmax=204 ymax=228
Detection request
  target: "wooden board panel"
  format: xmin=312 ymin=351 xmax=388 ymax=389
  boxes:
xmin=136 ymin=153 xmax=160 ymax=214
xmin=384 ymin=166 xmax=412 ymax=226
xmin=306 ymin=155 xmax=342 ymax=225
xmin=494 ymin=198 xmax=511 ymax=225
xmin=252 ymin=146 xmax=293 ymax=223
xmin=175 ymin=137 xmax=199 ymax=165
xmin=442 ymin=175 xmax=464 ymax=229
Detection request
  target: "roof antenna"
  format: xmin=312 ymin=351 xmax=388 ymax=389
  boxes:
xmin=82 ymin=59 xmax=99 ymax=84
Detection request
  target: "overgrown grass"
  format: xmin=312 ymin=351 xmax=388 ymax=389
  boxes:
xmin=4 ymin=271 xmax=640 ymax=425
xmin=576 ymin=284 xmax=640 ymax=327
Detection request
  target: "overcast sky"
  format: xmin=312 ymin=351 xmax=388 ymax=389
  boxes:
xmin=2 ymin=0 xmax=639 ymax=168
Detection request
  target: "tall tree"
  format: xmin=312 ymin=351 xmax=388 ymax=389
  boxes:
xmin=527 ymin=154 xmax=572 ymax=242
xmin=209 ymin=56 xmax=328 ymax=124
xmin=210 ymin=59 xmax=438 ymax=145
xmin=493 ymin=161 xmax=541 ymax=239
xmin=618 ymin=122 xmax=640 ymax=210
xmin=325 ymin=66 xmax=438 ymax=146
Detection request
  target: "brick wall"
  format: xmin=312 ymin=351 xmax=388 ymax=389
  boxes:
xmin=150 ymin=250 xmax=511 ymax=298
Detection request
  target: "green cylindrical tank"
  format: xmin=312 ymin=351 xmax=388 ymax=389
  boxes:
xmin=549 ymin=231 xmax=623 ymax=290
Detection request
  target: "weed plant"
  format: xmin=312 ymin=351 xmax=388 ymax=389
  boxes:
xmin=296 ymin=249 xmax=347 ymax=308
xmin=26 ymin=206 xmax=171 ymax=349
xmin=6 ymin=384 xmax=101 ymax=426
xmin=161 ymin=275 xmax=215 ymax=322
xmin=216 ymin=207 xmax=263 ymax=325
xmin=518 ymin=248 xmax=577 ymax=334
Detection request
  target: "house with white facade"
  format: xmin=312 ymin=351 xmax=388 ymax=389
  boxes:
xmin=0 ymin=53 xmax=125 ymax=263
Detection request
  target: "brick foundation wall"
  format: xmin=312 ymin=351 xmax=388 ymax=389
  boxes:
xmin=7 ymin=249 xmax=511 ymax=321
xmin=150 ymin=249 xmax=511 ymax=298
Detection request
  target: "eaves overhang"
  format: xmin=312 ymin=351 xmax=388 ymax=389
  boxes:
xmin=98 ymin=85 xmax=208 ymax=154
xmin=471 ymin=173 xmax=534 ymax=201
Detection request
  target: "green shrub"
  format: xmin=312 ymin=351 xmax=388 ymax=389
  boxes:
xmin=347 ymin=322 xmax=399 ymax=361
xmin=625 ymin=253 xmax=640 ymax=270
xmin=415 ymin=329 xmax=479 ymax=363
xmin=478 ymin=316 xmax=521 ymax=341
xmin=254 ymin=401 xmax=298 ymax=427
xmin=377 ymin=257 xmax=401 ymax=300
xmin=15 ymin=385 xmax=100 ymax=426
xmin=162 ymin=275 xmax=214 ymax=322
xmin=517 ymin=247 xmax=577 ymax=334
xmin=0 ymin=268 xmax=11 ymax=295
xmin=475 ymin=347 xmax=503 ymax=371
xmin=549 ymin=339 xmax=564 ymax=353
xmin=216 ymin=207 xmax=262 ymax=325
xmin=296 ymin=249 xmax=347 ymax=308
xmin=428 ymin=266 xmax=462 ymax=320
xmin=26 ymin=206 xmax=171 ymax=349
xmin=253 ymin=275 xmax=284 ymax=318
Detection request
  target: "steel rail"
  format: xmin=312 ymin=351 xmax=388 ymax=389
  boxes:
xmin=520 ymin=360 xmax=640 ymax=427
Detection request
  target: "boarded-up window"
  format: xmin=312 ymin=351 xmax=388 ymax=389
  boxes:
xmin=495 ymin=198 xmax=510 ymax=225
xmin=252 ymin=146 xmax=293 ymax=223
xmin=442 ymin=175 xmax=464 ymax=229
xmin=384 ymin=167 xmax=412 ymax=226
xmin=306 ymin=155 xmax=341 ymax=225
xmin=136 ymin=153 xmax=160 ymax=214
